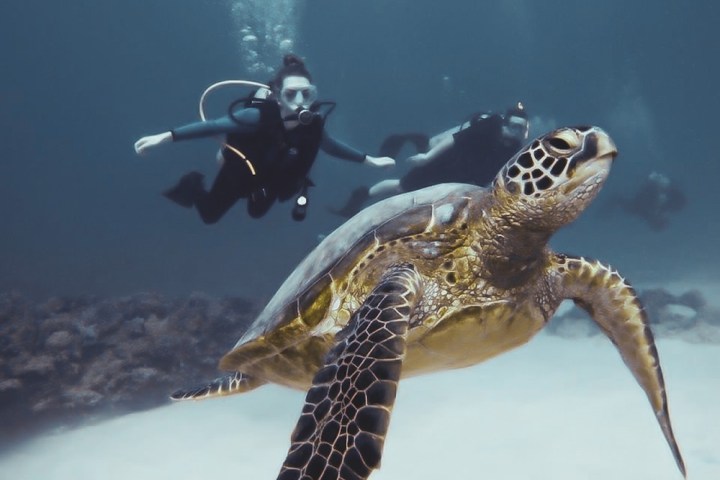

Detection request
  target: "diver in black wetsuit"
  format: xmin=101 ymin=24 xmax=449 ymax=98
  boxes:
xmin=134 ymin=54 xmax=394 ymax=224
xmin=333 ymin=103 xmax=529 ymax=218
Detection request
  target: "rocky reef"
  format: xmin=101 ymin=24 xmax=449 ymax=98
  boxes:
xmin=0 ymin=291 xmax=260 ymax=448
xmin=547 ymin=287 xmax=720 ymax=341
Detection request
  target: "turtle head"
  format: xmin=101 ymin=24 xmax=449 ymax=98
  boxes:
xmin=492 ymin=126 xmax=617 ymax=230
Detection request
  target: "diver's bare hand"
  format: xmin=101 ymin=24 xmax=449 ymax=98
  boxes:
xmin=364 ymin=155 xmax=395 ymax=168
xmin=134 ymin=132 xmax=172 ymax=155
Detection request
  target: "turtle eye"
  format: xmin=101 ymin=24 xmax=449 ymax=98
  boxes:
xmin=548 ymin=137 xmax=571 ymax=150
xmin=545 ymin=129 xmax=579 ymax=153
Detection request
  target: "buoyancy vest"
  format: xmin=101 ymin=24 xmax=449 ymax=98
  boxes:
xmin=223 ymin=97 xmax=324 ymax=201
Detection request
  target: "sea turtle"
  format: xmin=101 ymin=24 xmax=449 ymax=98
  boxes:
xmin=173 ymin=126 xmax=686 ymax=479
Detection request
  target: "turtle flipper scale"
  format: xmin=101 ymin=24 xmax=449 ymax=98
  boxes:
xmin=553 ymin=254 xmax=686 ymax=478
xmin=277 ymin=263 xmax=423 ymax=480
xmin=170 ymin=372 xmax=266 ymax=401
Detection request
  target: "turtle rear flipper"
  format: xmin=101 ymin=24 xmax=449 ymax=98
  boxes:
xmin=170 ymin=372 xmax=266 ymax=401
xmin=278 ymin=264 xmax=422 ymax=480
xmin=554 ymin=254 xmax=686 ymax=478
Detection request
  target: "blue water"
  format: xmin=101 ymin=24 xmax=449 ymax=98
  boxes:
xmin=1 ymin=0 xmax=718 ymax=299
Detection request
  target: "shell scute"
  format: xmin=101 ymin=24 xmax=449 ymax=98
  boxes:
xmin=374 ymin=204 xmax=433 ymax=241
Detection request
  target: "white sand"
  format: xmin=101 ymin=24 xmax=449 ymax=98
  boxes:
xmin=2 ymin=332 xmax=718 ymax=480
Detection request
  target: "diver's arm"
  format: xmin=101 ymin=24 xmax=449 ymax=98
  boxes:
xmin=134 ymin=132 xmax=173 ymax=154
xmin=406 ymin=134 xmax=455 ymax=167
xmin=171 ymin=109 xmax=260 ymax=140
xmin=320 ymin=131 xmax=395 ymax=168
xmin=320 ymin=131 xmax=366 ymax=162
xmin=134 ymin=109 xmax=261 ymax=155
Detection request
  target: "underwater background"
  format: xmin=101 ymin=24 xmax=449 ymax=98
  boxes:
xmin=1 ymin=1 xmax=720 ymax=478
xmin=1 ymin=0 xmax=718 ymax=300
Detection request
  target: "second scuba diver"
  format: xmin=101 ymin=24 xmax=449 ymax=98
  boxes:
xmin=332 ymin=103 xmax=530 ymax=217
xmin=134 ymin=54 xmax=395 ymax=223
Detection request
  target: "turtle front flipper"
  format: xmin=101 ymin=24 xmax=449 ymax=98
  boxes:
xmin=553 ymin=254 xmax=686 ymax=478
xmin=170 ymin=372 xmax=266 ymax=401
xmin=278 ymin=263 xmax=423 ymax=480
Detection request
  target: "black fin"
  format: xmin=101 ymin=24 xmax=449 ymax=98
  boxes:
xmin=163 ymin=171 xmax=205 ymax=208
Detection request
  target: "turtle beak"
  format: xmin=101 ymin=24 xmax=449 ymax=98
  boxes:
xmin=593 ymin=127 xmax=618 ymax=162
xmin=561 ymin=127 xmax=617 ymax=194
xmin=579 ymin=127 xmax=617 ymax=179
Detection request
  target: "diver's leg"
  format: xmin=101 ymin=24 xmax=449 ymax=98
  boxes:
xmin=247 ymin=188 xmax=277 ymax=218
xmin=194 ymin=161 xmax=245 ymax=224
xmin=368 ymin=178 xmax=402 ymax=197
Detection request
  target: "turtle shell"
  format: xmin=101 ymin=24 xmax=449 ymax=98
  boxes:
xmin=220 ymin=183 xmax=485 ymax=375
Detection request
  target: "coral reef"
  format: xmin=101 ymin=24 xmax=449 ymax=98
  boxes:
xmin=0 ymin=291 xmax=259 ymax=448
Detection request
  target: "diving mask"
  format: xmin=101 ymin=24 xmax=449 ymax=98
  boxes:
xmin=280 ymin=84 xmax=318 ymax=110
xmin=502 ymin=116 xmax=529 ymax=142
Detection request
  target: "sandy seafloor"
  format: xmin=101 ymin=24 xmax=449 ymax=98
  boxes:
xmin=2 ymin=281 xmax=719 ymax=480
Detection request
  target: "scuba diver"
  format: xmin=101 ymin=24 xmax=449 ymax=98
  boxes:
xmin=615 ymin=171 xmax=687 ymax=231
xmin=332 ymin=103 xmax=529 ymax=218
xmin=134 ymin=54 xmax=395 ymax=224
